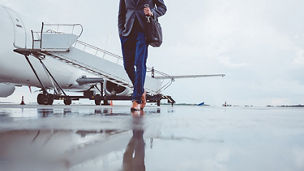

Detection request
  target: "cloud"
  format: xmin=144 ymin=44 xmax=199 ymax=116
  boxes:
xmin=293 ymin=48 xmax=304 ymax=65
xmin=217 ymin=56 xmax=248 ymax=68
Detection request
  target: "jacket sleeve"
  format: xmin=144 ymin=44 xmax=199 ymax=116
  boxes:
xmin=152 ymin=0 xmax=167 ymax=18
xmin=118 ymin=0 xmax=126 ymax=36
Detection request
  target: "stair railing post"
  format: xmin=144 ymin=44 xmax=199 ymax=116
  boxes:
xmin=31 ymin=30 xmax=34 ymax=49
xmin=40 ymin=22 xmax=44 ymax=49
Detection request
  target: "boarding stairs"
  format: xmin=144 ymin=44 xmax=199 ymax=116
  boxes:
xmin=14 ymin=23 xmax=174 ymax=102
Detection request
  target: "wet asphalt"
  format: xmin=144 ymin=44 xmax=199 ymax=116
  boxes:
xmin=0 ymin=104 xmax=304 ymax=171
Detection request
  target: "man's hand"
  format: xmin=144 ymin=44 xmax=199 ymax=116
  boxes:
xmin=144 ymin=7 xmax=153 ymax=16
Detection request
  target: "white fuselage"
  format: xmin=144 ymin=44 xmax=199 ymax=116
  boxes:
xmin=0 ymin=5 xmax=93 ymax=92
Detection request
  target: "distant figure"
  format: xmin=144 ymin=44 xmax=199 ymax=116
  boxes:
xmin=118 ymin=0 xmax=167 ymax=111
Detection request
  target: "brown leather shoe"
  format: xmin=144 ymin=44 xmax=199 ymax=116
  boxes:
xmin=131 ymin=101 xmax=140 ymax=111
xmin=140 ymin=91 xmax=147 ymax=110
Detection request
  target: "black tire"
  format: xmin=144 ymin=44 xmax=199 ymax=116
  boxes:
xmin=95 ymin=94 xmax=101 ymax=105
xmin=103 ymin=100 xmax=110 ymax=105
xmin=64 ymin=98 xmax=72 ymax=105
xmin=157 ymin=100 xmax=161 ymax=106
xmin=37 ymin=94 xmax=44 ymax=105
xmin=47 ymin=94 xmax=54 ymax=105
xmin=37 ymin=94 xmax=49 ymax=105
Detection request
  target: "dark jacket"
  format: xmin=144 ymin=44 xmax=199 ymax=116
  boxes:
xmin=118 ymin=0 xmax=167 ymax=37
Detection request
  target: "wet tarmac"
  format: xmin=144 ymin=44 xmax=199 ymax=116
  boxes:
xmin=0 ymin=104 xmax=304 ymax=171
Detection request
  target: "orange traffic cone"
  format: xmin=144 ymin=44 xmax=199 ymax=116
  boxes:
xmin=110 ymin=100 xmax=113 ymax=106
xmin=20 ymin=96 xmax=25 ymax=105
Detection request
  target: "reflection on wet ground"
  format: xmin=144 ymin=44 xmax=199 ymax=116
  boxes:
xmin=0 ymin=104 xmax=304 ymax=171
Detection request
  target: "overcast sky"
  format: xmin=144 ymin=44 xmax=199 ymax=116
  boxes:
xmin=1 ymin=0 xmax=304 ymax=106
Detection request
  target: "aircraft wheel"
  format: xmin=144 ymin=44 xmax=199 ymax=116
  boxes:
xmin=37 ymin=94 xmax=43 ymax=105
xmin=157 ymin=100 xmax=161 ymax=106
xmin=64 ymin=98 xmax=72 ymax=105
xmin=95 ymin=94 xmax=101 ymax=105
xmin=103 ymin=100 xmax=110 ymax=105
xmin=37 ymin=94 xmax=49 ymax=105
xmin=47 ymin=94 xmax=54 ymax=105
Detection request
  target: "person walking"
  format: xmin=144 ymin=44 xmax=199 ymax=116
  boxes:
xmin=118 ymin=0 xmax=167 ymax=111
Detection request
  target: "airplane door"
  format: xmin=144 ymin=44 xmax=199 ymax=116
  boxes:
xmin=4 ymin=7 xmax=27 ymax=48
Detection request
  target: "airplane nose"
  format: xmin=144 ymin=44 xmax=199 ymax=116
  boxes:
xmin=0 ymin=5 xmax=27 ymax=49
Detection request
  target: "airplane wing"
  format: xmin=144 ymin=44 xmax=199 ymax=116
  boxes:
xmin=153 ymin=74 xmax=226 ymax=80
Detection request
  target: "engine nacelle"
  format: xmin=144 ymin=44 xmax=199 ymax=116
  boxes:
xmin=103 ymin=80 xmax=130 ymax=96
xmin=0 ymin=83 xmax=15 ymax=97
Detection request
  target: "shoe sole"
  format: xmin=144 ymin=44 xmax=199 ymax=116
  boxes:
xmin=131 ymin=107 xmax=140 ymax=111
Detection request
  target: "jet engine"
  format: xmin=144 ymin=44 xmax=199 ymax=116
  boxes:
xmin=103 ymin=80 xmax=130 ymax=96
xmin=0 ymin=83 xmax=15 ymax=97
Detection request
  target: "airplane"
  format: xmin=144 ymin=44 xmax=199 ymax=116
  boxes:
xmin=0 ymin=5 xmax=225 ymax=106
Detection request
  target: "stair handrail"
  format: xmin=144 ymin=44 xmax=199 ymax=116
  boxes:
xmin=31 ymin=22 xmax=83 ymax=49
xmin=74 ymin=40 xmax=123 ymax=64
xmin=73 ymin=40 xmax=171 ymax=77
xmin=42 ymin=23 xmax=83 ymax=38
xmin=73 ymin=40 xmax=174 ymax=92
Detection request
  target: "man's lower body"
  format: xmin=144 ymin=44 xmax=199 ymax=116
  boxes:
xmin=120 ymin=30 xmax=148 ymax=110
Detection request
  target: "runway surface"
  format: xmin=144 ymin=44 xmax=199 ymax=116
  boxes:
xmin=0 ymin=104 xmax=304 ymax=171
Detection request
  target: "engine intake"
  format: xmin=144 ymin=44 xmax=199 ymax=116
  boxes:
xmin=103 ymin=80 xmax=129 ymax=96
xmin=0 ymin=83 xmax=15 ymax=97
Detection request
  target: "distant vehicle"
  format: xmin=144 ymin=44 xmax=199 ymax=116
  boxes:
xmin=223 ymin=101 xmax=232 ymax=107
xmin=0 ymin=5 xmax=225 ymax=105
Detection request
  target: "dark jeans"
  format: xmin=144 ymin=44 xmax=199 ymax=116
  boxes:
xmin=120 ymin=31 xmax=148 ymax=104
